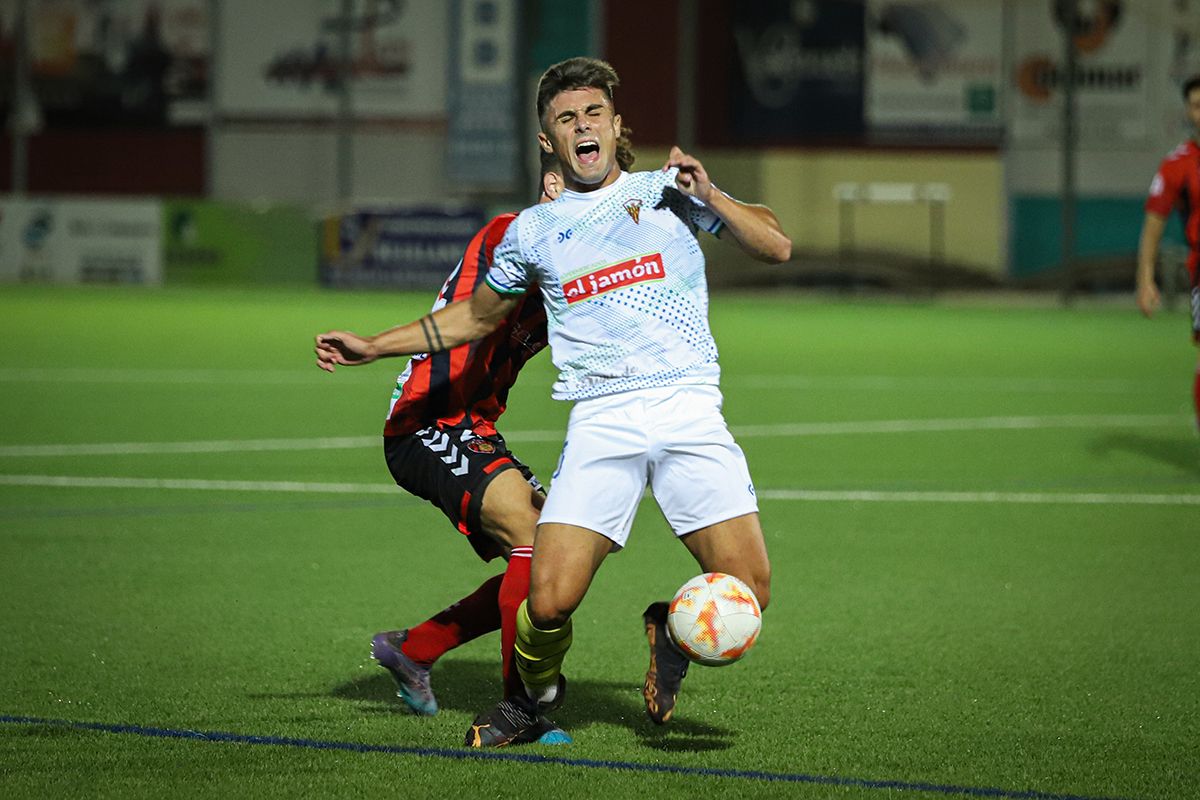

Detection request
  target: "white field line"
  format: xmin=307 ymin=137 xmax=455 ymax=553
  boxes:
xmin=0 ymin=368 xmax=382 ymax=385
xmin=0 ymin=368 xmax=1170 ymax=395
xmin=738 ymin=375 xmax=1167 ymax=395
xmin=1 ymin=474 xmax=1198 ymax=506
xmin=729 ymin=413 xmax=1184 ymax=437
xmin=0 ymin=475 xmax=397 ymax=494
xmin=756 ymin=489 xmax=1200 ymax=506
xmin=0 ymin=436 xmax=383 ymax=458
xmin=0 ymin=414 xmax=1187 ymax=458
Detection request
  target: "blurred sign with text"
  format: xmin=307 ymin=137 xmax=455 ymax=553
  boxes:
xmin=865 ymin=1 xmax=1003 ymax=136
xmin=446 ymin=0 xmax=521 ymax=189
xmin=215 ymin=0 xmax=448 ymax=119
xmin=319 ymin=206 xmax=487 ymax=289
xmin=0 ymin=197 xmax=162 ymax=284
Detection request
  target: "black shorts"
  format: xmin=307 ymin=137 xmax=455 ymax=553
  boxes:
xmin=383 ymin=426 xmax=543 ymax=562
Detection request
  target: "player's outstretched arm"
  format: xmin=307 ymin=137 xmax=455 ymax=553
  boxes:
xmin=315 ymin=284 xmax=519 ymax=373
xmin=1135 ymin=211 xmax=1167 ymax=318
xmin=664 ymin=145 xmax=792 ymax=264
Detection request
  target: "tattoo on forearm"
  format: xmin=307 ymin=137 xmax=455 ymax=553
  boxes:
xmin=422 ymin=316 xmax=441 ymax=352
xmin=426 ymin=315 xmax=447 ymax=351
xmin=418 ymin=315 xmax=447 ymax=353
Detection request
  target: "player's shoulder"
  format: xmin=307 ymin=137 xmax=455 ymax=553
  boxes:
xmin=513 ymin=195 xmax=571 ymax=238
xmin=1161 ymin=140 xmax=1200 ymax=166
xmin=626 ymin=167 xmax=677 ymax=192
xmin=479 ymin=211 xmax=518 ymax=240
xmin=485 ymin=211 xmax=519 ymax=229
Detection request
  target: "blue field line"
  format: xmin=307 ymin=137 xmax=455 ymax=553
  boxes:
xmin=0 ymin=714 xmax=1137 ymax=800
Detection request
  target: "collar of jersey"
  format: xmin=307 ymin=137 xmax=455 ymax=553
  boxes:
xmin=560 ymin=170 xmax=631 ymax=201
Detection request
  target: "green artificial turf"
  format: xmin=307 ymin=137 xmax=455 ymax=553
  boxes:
xmin=0 ymin=285 xmax=1196 ymax=799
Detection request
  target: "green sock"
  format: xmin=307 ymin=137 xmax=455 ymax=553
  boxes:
xmin=514 ymin=599 xmax=572 ymax=703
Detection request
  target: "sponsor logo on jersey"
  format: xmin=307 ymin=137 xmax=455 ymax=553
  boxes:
xmin=563 ymin=253 xmax=664 ymax=305
xmin=466 ymin=438 xmax=497 ymax=454
xmin=624 ymin=199 xmax=642 ymax=224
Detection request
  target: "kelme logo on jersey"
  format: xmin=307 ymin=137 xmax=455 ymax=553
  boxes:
xmin=563 ymin=253 xmax=665 ymax=305
xmin=624 ymin=199 xmax=642 ymax=224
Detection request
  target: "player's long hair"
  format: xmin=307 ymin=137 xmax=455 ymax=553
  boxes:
xmin=615 ymin=125 xmax=636 ymax=171
xmin=536 ymin=57 xmax=620 ymax=129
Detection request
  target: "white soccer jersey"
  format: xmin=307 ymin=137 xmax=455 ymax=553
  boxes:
xmin=485 ymin=169 xmax=725 ymax=400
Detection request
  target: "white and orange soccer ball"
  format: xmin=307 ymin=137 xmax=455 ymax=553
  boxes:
xmin=666 ymin=572 xmax=762 ymax=666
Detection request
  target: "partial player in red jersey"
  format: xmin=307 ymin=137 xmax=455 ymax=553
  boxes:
xmin=1137 ymin=74 xmax=1200 ymax=431
xmin=314 ymin=156 xmax=561 ymax=742
xmin=315 ymin=141 xmax=636 ymax=746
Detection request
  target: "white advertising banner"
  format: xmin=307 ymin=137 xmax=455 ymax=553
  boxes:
xmin=0 ymin=198 xmax=162 ymax=285
xmin=866 ymin=0 xmax=1003 ymax=131
xmin=1010 ymin=0 xmax=1151 ymax=145
xmin=215 ymin=0 xmax=449 ymax=118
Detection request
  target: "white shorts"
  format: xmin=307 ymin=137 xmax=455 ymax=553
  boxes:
xmin=539 ymin=384 xmax=759 ymax=548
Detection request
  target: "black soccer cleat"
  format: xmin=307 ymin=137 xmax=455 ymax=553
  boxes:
xmin=642 ymin=601 xmax=690 ymax=725
xmin=464 ymin=675 xmax=569 ymax=747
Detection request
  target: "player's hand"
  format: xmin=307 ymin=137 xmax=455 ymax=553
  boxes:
xmin=1135 ymin=281 xmax=1161 ymax=318
xmin=664 ymin=145 xmax=716 ymax=204
xmin=315 ymin=331 xmax=375 ymax=372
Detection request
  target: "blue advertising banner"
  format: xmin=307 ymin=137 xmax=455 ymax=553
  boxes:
xmin=319 ymin=206 xmax=487 ymax=289
xmin=729 ymin=0 xmax=866 ymax=142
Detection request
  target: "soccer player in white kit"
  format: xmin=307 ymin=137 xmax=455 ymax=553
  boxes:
xmin=314 ymin=57 xmax=792 ymax=746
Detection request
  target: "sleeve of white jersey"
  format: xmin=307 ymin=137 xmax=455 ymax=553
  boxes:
xmin=663 ymin=168 xmax=724 ymax=236
xmin=484 ymin=215 xmax=532 ymax=295
xmin=689 ymin=194 xmax=725 ymax=237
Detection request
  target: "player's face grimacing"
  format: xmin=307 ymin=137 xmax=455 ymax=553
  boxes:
xmin=538 ymin=87 xmax=622 ymax=191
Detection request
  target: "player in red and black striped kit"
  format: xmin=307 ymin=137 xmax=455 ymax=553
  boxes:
xmin=318 ymin=137 xmax=634 ymax=745
xmin=316 ymin=154 xmax=565 ymax=740
xmin=1137 ymin=74 xmax=1200 ymax=432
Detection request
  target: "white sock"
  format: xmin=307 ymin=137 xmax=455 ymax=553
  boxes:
xmin=527 ymin=682 xmax=559 ymax=705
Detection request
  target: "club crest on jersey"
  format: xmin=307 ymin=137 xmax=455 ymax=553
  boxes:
xmin=623 ymin=199 xmax=642 ymax=224
xmin=466 ymin=438 xmax=497 ymax=454
xmin=563 ymin=253 xmax=665 ymax=305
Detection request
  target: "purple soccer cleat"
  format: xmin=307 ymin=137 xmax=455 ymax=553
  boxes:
xmin=371 ymin=630 xmax=438 ymax=716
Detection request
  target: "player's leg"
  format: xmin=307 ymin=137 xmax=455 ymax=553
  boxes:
xmin=517 ymin=521 xmax=613 ymax=698
xmin=467 ymin=396 xmax=648 ymax=745
xmin=1193 ymin=351 xmax=1199 ymax=433
xmin=679 ymin=513 xmax=772 ymax=609
xmin=642 ymin=385 xmax=769 ymax=724
xmin=376 ymin=429 xmax=533 ymax=714
xmin=1191 ymin=280 xmax=1199 ymax=431
xmin=638 ymin=514 xmax=771 ymax=725
xmin=465 ymin=522 xmax=609 ymax=748
xmin=477 ymin=467 xmax=542 ymax=697
xmin=372 ymin=575 xmax=501 ymax=716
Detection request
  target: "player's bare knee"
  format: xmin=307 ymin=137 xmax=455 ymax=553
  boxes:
xmin=745 ymin=559 xmax=771 ymax=610
xmin=752 ymin=575 xmax=771 ymax=611
xmin=526 ymin=594 xmax=572 ymax=630
xmin=728 ymin=564 xmax=770 ymax=610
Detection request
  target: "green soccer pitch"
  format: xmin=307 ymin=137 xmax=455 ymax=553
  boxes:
xmin=1 ymin=285 xmax=1196 ymax=800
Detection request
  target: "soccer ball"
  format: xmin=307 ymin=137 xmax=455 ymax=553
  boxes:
xmin=667 ymin=572 xmax=762 ymax=666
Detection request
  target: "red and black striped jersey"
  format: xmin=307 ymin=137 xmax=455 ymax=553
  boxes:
xmin=384 ymin=213 xmax=548 ymax=437
xmin=1146 ymin=139 xmax=1200 ymax=276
